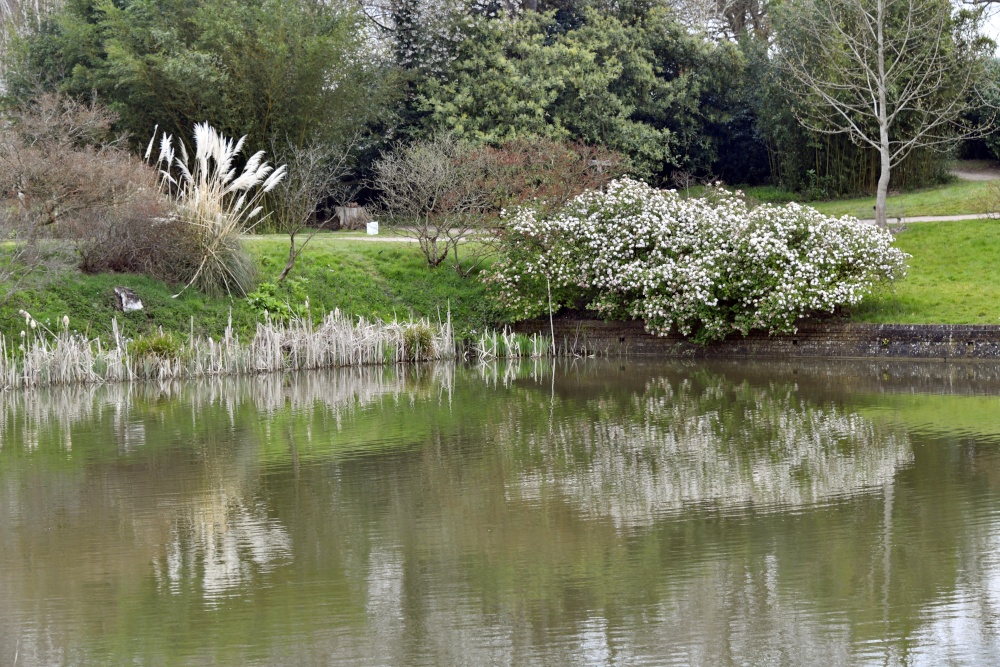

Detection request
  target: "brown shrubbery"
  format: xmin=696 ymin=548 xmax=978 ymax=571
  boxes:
xmin=0 ymin=94 xmax=198 ymax=292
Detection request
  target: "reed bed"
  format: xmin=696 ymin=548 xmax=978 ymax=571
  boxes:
xmin=0 ymin=309 xmax=455 ymax=390
xmin=473 ymin=328 xmax=551 ymax=360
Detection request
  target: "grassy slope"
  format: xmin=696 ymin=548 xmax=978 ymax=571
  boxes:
xmin=808 ymin=180 xmax=994 ymax=219
xmin=1 ymin=234 xmax=499 ymax=344
xmin=5 ymin=207 xmax=1000 ymax=342
xmin=851 ymin=220 xmax=1000 ymax=324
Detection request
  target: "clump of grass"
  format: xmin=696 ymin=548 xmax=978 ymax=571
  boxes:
xmin=403 ymin=324 xmax=435 ymax=362
xmin=149 ymin=123 xmax=286 ymax=298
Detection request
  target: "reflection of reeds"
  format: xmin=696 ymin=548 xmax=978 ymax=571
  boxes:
xmin=0 ymin=364 xmax=456 ymax=450
xmin=0 ymin=310 xmax=455 ymax=389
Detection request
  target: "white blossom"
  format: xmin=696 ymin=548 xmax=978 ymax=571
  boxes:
xmin=487 ymin=178 xmax=908 ymax=343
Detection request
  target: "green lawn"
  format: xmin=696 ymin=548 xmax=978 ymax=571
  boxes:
xmin=1 ymin=233 xmax=499 ymax=344
xmin=851 ymin=219 xmax=1000 ymax=324
xmin=806 ymin=180 xmax=995 ymax=219
xmin=5 ymin=217 xmax=1000 ymax=345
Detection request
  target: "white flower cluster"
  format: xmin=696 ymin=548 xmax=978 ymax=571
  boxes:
xmin=488 ymin=178 xmax=908 ymax=343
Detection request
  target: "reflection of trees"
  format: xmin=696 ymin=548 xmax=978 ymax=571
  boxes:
xmin=501 ymin=375 xmax=913 ymax=527
xmin=154 ymin=493 xmax=293 ymax=604
xmin=4 ymin=361 xmax=1000 ymax=666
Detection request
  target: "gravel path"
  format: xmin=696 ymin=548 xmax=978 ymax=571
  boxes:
xmin=856 ymin=212 xmax=999 ymax=225
xmin=951 ymin=168 xmax=1000 ymax=181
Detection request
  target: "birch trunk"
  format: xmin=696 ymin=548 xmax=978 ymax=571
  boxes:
xmin=874 ymin=0 xmax=890 ymax=230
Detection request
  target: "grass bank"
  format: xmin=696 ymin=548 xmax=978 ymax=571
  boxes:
xmin=1 ymin=233 xmax=500 ymax=345
xmin=808 ymin=180 xmax=994 ymax=219
xmin=850 ymin=219 xmax=1000 ymax=324
xmin=5 ymin=218 xmax=1000 ymax=361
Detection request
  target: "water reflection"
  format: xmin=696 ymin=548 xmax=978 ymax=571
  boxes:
xmin=500 ymin=374 xmax=912 ymax=526
xmin=1 ymin=360 xmax=999 ymax=666
xmin=155 ymin=495 xmax=293 ymax=603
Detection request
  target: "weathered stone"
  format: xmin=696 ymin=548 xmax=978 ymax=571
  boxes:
xmin=114 ymin=287 xmax=143 ymax=312
xmin=512 ymin=317 xmax=1000 ymax=360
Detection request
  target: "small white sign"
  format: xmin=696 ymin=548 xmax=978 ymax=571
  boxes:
xmin=367 ymin=221 xmax=379 ymax=235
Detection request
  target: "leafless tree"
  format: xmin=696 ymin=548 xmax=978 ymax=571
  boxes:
xmin=0 ymin=0 xmax=62 ymax=91
xmin=373 ymin=134 xmax=497 ymax=274
xmin=0 ymin=94 xmax=189 ymax=302
xmin=668 ymin=0 xmax=771 ymax=39
xmin=776 ymin=0 xmax=993 ymax=227
xmin=268 ymin=137 xmax=358 ymax=283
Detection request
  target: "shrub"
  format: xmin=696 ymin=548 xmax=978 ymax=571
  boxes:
xmin=479 ymin=138 xmax=625 ymax=216
xmin=129 ymin=331 xmax=183 ymax=361
xmin=0 ymin=93 xmax=170 ymax=301
xmin=151 ymin=122 xmax=286 ymax=297
xmin=245 ymin=279 xmax=310 ymax=324
xmin=487 ymin=178 xmax=908 ymax=343
xmin=373 ymin=134 xmax=495 ymax=273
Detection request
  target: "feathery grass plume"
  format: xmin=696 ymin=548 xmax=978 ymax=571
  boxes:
xmin=151 ymin=122 xmax=286 ymax=298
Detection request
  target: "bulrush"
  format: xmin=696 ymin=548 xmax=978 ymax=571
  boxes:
xmin=0 ymin=310 xmax=455 ymax=390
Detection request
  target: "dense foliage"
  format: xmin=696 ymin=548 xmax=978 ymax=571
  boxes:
xmin=9 ymin=0 xmax=380 ymax=148
xmin=4 ymin=0 xmax=986 ymax=195
xmin=488 ymin=179 xmax=908 ymax=342
xmin=414 ymin=7 xmax=745 ymax=182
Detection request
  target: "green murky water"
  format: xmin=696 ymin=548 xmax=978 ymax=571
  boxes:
xmin=2 ymin=359 xmax=1000 ymax=666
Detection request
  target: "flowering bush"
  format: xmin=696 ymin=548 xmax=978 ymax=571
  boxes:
xmin=487 ymin=178 xmax=908 ymax=343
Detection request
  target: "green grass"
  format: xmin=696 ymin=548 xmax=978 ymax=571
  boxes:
xmin=0 ymin=232 xmax=500 ymax=344
xmin=681 ymin=180 xmax=995 ymax=219
xmin=5 ymin=217 xmax=1000 ymax=343
xmin=851 ymin=219 xmax=1000 ymax=324
xmin=809 ymin=180 xmax=994 ymax=219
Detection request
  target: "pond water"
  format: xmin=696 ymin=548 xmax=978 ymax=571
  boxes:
xmin=2 ymin=359 xmax=1000 ymax=666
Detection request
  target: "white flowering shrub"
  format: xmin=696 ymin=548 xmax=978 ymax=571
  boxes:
xmin=487 ymin=178 xmax=907 ymax=343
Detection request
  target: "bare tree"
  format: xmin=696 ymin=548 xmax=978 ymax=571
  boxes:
xmin=775 ymin=0 xmax=993 ymax=227
xmin=0 ymin=93 xmax=165 ymax=305
xmin=373 ymin=134 xmax=496 ymax=274
xmin=268 ymin=138 xmax=357 ymax=283
xmin=668 ymin=0 xmax=771 ymax=39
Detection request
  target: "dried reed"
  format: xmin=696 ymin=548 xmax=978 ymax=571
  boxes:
xmin=0 ymin=309 xmax=455 ymax=390
xmin=473 ymin=328 xmax=550 ymax=360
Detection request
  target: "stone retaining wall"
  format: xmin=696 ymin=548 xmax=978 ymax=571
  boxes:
xmin=512 ymin=318 xmax=1000 ymax=360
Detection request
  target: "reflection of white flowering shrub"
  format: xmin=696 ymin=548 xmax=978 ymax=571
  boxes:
xmin=488 ymin=178 xmax=908 ymax=343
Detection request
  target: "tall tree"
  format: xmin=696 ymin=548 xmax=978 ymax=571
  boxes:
xmin=10 ymin=0 xmax=382 ymax=148
xmin=775 ymin=0 xmax=993 ymax=227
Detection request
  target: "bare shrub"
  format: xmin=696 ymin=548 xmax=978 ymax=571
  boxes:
xmin=267 ymin=137 xmax=357 ymax=282
xmin=0 ymin=93 xmax=172 ymax=301
xmin=373 ymin=136 xmax=623 ymax=276
xmin=373 ymin=134 xmax=497 ymax=273
xmin=481 ymin=138 xmax=625 ymax=215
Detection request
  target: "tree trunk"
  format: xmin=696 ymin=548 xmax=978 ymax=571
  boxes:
xmin=875 ymin=138 xmax=891 ymax=229
xmin=874 ymin=0 xmax=890 ymax=230
xmin=278 ymin=233 xmax=296 ymax=282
